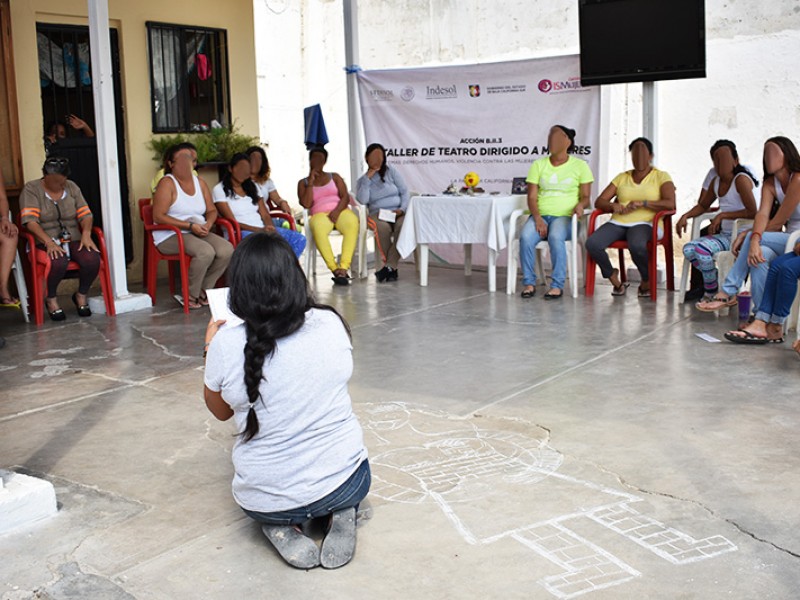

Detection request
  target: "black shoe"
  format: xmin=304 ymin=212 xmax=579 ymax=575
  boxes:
xmin=72 ymin=293 xmax=92 ymax=317
xmin=48 ymin=307 xmax=66 ymax=321
xmin=683 ymin=287 xmax=706 ymax=303
xmin=332 ymin=274 xmax=351 ymax=286
xmin=374 ymin=266 xmax=390 ymax=282
xmin=386 ymin=267 xmax=398 ymax=281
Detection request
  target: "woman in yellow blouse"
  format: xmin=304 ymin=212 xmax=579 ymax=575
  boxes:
xmin=585 ymin=137 xmax=676 ymax=296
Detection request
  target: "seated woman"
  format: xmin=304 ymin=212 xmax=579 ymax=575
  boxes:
xmin=520 ymin=125 xmax=594 ymax=299
xmin=676 ymin=140 xmax=758 ymax=302
xmin=19 ymin=156 xmax=100 ymax=321
xmin=151 ymin=142 xmax=197 ymax=194
xmin=0 ymin=168 xmax=19 ymax=308
xmin=697 ymin=136 xmax=800 ymax=314
xmin=153 ymin=144 xmax=234 ymax=310
xmin=212 ymin=153 xmax=306 ymax=257
xmin=724 ymin=241 xmax=800 ymax=344
xmin=585 ymin=137 xmax=675 ymax=296
xmin=297 ymin=146 xmax=358 ymax=285
xmin=203 ymin=233 xmax=370 ymax=569
xmin=245 ymin=146 xmax=293 ymax=228
xmin=356 ymin=143 xmax=409 ymax=282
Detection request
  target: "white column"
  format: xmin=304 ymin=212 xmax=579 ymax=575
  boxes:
xmin=87 ymin=0 xmax=151 ymax=313
xmin=642 ymin=81 xmax=659 ymax=158
xmin=343 ymin=0 xmax=363 ymax=190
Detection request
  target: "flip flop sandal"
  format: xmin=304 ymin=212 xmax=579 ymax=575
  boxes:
xmin=637 ymin=286 xmax=651 ymax=298
xmin=0 ymin=297 xmax=20 ymax=308
xmin=520 ymin=287 xmax=536 ymax=299
xmin=320 ymin=507 xmax=357 ymax=569
xmin=724 ymin=330 xmax=768 ymax=344
xmin=261 ymin=524 xmax=320 ymax=569
xmin=696 ymin=295 xmax=738 ymax=312
xmin=173 ymin=294 xmax=202 ymax=310
xmin=197 ymin=293 xmax=210 ymax=307
xmin=611 ymin=282 xmax=630 ymax=296
xmin=768 ymin=336 xmax=785 ymax=344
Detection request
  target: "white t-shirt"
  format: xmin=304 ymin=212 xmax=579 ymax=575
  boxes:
xmin=204 ymin=308 xmax=367 ymax=512
xmin=212 ymin=182 xmax=263 ymax=229
xmin=254 ymin=178 xmax=277 ymax=202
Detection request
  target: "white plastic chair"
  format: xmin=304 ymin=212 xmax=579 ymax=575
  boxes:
xmin=10 ymin=248 xmax=30 ymax=323
xmin=6 ymin=211 xmax=28 ymax=322
xmin=506 ymin=210 xmax=581 ymax=298
xmin=302 ymin=194 xmax=368 ymax=280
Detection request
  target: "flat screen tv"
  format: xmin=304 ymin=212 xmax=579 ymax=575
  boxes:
xmin=579 ymin=0 xmax=706 ymax=86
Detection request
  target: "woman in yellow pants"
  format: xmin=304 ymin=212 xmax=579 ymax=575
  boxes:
xmin=297 ymin=146 xmax=358 ymax=285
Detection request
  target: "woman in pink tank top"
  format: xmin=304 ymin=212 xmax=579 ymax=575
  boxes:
xmin=297 ymin=146 xmax=359 ymax=285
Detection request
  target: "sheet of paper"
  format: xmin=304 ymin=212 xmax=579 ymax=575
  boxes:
xmin=695 ymin=333 xmax=721 ymax=343
xmin=206 ymin=287 xmax=244 ymax=328
xmin=378 ymin=209 xmax=397 ymax=223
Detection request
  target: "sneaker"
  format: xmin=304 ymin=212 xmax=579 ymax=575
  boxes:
xmin=261 ymin=524 xmax=320 ymax=569
xmin=320 ymin=508 xmax=357 ymax=569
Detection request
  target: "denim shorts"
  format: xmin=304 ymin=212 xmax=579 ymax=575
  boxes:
xmin=242 ymin=459 xmax=371 ymax=526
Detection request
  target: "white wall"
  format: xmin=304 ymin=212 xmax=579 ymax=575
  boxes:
xmin=254 ymin=0 xmax=800 ymax=215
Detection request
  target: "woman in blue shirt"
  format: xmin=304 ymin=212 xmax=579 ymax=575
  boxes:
xmin=356 ymin=143 xmax=410 ymax=282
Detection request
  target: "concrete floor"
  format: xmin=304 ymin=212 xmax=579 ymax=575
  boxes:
xmin=0 ymin=263 xmax=799 ymax=600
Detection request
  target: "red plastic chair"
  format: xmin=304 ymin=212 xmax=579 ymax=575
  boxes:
xmin=365 ymin=215 xmax=388 ymax=266
xmin=17 ymin=215 xmax=115 ymax=325
xmin=270 ymin=210 xmax=298 ymax=231
xmin=139 ymin=203 xmax=235 ymax=313
xmin=584 ymin=208 xmax=676 ymax=300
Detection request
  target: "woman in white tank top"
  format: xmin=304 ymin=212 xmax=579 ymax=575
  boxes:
xmin=152 ymin=144 xmax=233 ymax=310
xmin=697 ymin=136 xmax=800 ymax=318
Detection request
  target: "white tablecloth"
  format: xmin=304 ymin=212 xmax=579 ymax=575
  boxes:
xmin=396 ymin=194 xmax=526 ymax=257
xmin=396 ymin=194 xmax=527 ymax=291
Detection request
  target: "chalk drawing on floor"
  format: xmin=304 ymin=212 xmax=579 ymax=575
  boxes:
xmin=361 ymin=403 xmax=737 ymax=599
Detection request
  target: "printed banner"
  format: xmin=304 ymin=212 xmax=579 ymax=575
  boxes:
xmin=357 ymin=55 xmax=601 ymax=197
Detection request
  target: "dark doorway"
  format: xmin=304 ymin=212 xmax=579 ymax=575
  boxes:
xmin=36 ymin=23 xmax=133 ymax=264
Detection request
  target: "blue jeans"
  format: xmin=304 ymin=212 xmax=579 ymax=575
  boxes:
xmin=241 ymin=228 xmax=307 ymax=258
xmin=242 ymin=459 xmax=371 ymax=526
xmin=520 ymin=215 xmax=572 ymax=289
xmin=754 ymin=252 xmax=800 ymax=325
xmin=721 ymin=231 xmax=790 ymax=312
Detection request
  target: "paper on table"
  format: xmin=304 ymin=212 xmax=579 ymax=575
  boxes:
xmin=695 ymin=333 xmax=721 ymax=343
xmin=206 ymin=287 xmax=244 ymax=328
xmin=378 ymin=209 xmax=396 ymax=223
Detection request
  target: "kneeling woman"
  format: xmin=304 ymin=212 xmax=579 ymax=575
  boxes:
xmin=203 ymin=233 xmax=370 ymax=569
xmin=213 ymin=153 xmax=306 ymax=257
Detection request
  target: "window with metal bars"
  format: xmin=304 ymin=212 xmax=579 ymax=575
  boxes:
xmin=146 ymin=22 xmax=231 ymax=133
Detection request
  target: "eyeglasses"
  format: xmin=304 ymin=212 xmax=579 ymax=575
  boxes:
xmin=45 ymin=157 xmax=69 ymax=167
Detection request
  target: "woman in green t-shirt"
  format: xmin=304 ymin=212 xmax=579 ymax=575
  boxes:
xmin=519 ymin=125 xmax=594 ymax=299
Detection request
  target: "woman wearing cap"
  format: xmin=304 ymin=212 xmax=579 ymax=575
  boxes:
xmin=19 ymin=156 xmax=101 ymax=321
xmin=519 ymin=125 xmax=594 ymax=299
xmin=585 ymin=137 xmax=676 ymax=297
